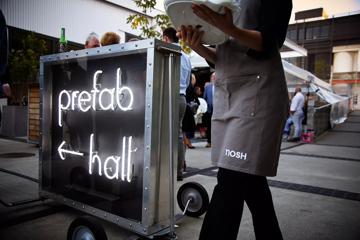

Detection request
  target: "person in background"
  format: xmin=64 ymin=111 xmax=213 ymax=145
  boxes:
xmin=282 ymin=93 xmax=293 ymax=140
xmin=288 ymin=86 xmax=305 ymax=142
xmin=100 ymin=32 xmax=120 ymax=46
xmin=282 ymin=116 xmax=293 ymax=140
xmin=178 ymin=0 xmax=292 ymax=239
xmin=195 ymin=85 xmax=207 ymax=138
xmin=162 ymin=27 xmax=192 ymax=181
xmin=203 ymin=72 xmax=215 ymax=148
xmin=84 ymin=32 xmax=100 ymax=48
xmin=195 ymin=86 xmax=202 ymax=97
xmin=183 ymin=74 xmax=199 ymax=149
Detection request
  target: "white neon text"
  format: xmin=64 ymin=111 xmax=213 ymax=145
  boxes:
xmin=88 ymin=133 xmax=136 ymax=182
xmin=58 ymin=68 xmax=134 ymax=127
xmin=57 ymin=141 xmax=84 ymax=160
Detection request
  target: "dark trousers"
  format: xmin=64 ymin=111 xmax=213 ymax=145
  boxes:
xmin=199 ymin=168 xmax=283 ymax=240
xmin=203 ymin=111 xmax=212 ymax=143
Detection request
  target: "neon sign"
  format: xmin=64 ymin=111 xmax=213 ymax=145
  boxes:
xmin=88 ymin=133 xmax=136 ymax=182
xmin=58 ymin=68 xmax=134 ymax=127
xmin=56 ymin=68 xmax=137 ymax=182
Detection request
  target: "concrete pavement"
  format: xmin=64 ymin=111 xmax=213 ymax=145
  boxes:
xmin=0 ymin=112 xmax=360 ymax=239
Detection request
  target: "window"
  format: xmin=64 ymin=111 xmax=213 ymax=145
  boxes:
xmin=312 ymin=26 xmax=320 ymax=39
xmin=299 ymin=28 xmax=305 ymax=40
xmin=320 ymin=25 xmax=329 ymax=38
xmin=287 ymin=29 xmax=297 ymax=41
xmin=305 ymin=25 xmax=329 ymax=40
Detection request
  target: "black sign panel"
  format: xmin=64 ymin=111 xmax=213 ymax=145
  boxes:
xmin=295 ymin=8 xmax=324 ymax=20
xmin=42 ymin=52 xmax=147 ymax=221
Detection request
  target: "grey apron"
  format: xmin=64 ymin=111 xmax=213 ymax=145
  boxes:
xmin=212 ymin=0 xmax=288 ymax=176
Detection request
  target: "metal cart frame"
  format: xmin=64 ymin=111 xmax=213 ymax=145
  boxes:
xmin=39 ymin=39 xmax=183 ymax=238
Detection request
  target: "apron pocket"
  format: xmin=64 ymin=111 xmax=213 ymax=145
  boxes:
xmin=212 ymin=81 xmax=229 ymax=119
xmin=226 ymin=74 xmax=260 ymax=118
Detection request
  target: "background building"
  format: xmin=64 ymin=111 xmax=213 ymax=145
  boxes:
xmin=285 ymin=9 xmax=360 ymax=109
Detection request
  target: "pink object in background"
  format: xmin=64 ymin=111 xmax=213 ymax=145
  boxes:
xmin=301 ymin=131 xmax=315 ymax=143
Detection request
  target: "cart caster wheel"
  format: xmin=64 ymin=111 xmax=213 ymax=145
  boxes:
xmin=177 ymin=182 xmax=209 ymax=217
xmin=67 ymin=216 xmax=108 ymax=240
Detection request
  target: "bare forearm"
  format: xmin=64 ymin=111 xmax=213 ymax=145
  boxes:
xmin=191 ymin=4 xmax=263 ymax=52
xmin=194 ymin=45 xmax=216 ymax=64
xmin=225 ymin=27 xmax=263 ymax=51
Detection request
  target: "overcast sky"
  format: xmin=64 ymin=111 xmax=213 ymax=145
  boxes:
xmin=156 ymin=0 xmax=360 ymax=22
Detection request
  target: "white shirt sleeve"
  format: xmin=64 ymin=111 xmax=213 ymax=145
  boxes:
xmin=290 ymin=94 xmax=299 ymax=112
xmin=290 ymin=93 xmax=305 ymax=112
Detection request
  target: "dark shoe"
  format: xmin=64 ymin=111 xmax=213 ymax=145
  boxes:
xmin=183 ymin=161 xmax=187 ymax=172
xmin=184 ymin=136 xmax=195 ymax=149
xmin=177 ymin=176 xmax=183 ymax=181
xmin=186 ymin=144 xmax=195 ymax=149
xmin=287 ymin=137 xmax=300 ymax=142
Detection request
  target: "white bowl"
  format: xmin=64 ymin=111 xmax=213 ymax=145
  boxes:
xmin=164 ymin=0 xmax=236 ymax=45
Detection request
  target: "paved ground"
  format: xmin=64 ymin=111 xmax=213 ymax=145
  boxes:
xmin=0 ymin=112 xmax=360 ymax=240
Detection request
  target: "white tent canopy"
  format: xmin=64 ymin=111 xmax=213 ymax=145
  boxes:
xmin=281 ymin=60 xmax=348 ymax=105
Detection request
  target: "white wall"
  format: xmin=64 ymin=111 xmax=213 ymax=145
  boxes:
xmin=333 ymin=52 xmax=356 ymax=73
xmin=333 ymin=45 xmax=360 ymax=73
xmin=0 ymin=0 xmax=147 ymax=44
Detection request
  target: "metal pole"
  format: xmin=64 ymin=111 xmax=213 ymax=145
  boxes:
xmin=168 ymin=53 xmax=176 ymax=238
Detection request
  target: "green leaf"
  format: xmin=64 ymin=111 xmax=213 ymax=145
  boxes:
xmin=127 ymin=0 xmax=172 ymax=40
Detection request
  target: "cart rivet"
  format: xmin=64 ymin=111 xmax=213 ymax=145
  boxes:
xmin=143 ymin=228 xmax=146 ymax=232
xmin=82 ymin=205 xmax=85 ymax=209
xmin=145 ymin=167 xmax=149 ymax=171
xmin=146 ymin=146 xmax=150 ymax=150
xmin=147 ymin=125 xmax=150 ymax=128
xmin=145 ymin=187 xmax=148 ymax=190
xmin=149 ymin=63 xmax=152 ymax=66
xmin=257 ymin=75 xmax=260 ymax=79
xmin=117 ymin=218 xmax=119 ymax=221
xmin=92 ymin=210 xmax=95 ymax=213
xmin=109 ymin=48 xmax=111 ymax=51
xmin=72 ymin=202 xmax=75 ymax=205
xmin=147 ymin=104 xmax=151 ymax=108
xmin=104 ymin=213 xmax=107 ymax=217
xmin=150 ymin=42 xmax=153 ymax=45
xmin=144 ymin=208 xmax=147 ymax=211
xmin=148 ymin=83 xmax=151 ymax=87
xmin=135 ymin=44 xmax=138 ymax=47
xmin=251 ymin=113 xmax=255 ymax=116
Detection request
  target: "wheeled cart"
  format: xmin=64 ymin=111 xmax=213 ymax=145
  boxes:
xmin=39 ymin=39 xmax=208 ymax=239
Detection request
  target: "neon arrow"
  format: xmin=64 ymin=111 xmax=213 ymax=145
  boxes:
xmin=58 ymin=141 xmax=84 ymax=160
